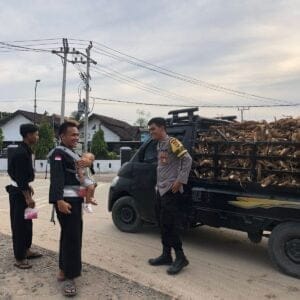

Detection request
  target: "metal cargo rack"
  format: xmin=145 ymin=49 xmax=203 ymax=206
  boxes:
xmin=192 ymin=140 xmax=300 ymax=201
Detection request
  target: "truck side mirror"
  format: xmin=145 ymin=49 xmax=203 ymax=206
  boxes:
xmin=120 ymin=147 xmax=132 ymax=165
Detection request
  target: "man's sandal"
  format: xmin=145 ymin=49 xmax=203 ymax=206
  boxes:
xmin=14 ymin=261 xmax=32 ymax=269
xmin=63 ymin=280 xmax=77 ymax=297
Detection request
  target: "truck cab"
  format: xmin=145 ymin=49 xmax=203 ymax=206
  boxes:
xmin=108 ymin=108 xmax=224 ymax=230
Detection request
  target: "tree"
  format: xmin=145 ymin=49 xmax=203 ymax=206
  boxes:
xmin=35 ymin=120 xmax=55 ymax=159
xmin=70 ymin=111 xmax=82 ymax=122
xmin=0 ymin=128 xmax=3 ymax=150
xmin=134 ymin=109 xmax=151 ymax=128
xmin=90 ymin=129 xmax=109 ymax=159
xmin=0 ymin=111 xmax=12 ymax=120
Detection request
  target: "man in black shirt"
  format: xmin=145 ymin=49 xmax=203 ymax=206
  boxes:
xmin=49 ymin=121 xmax=90 ymax=297
xmin=7 ymin=123 xmax=41 ymax=269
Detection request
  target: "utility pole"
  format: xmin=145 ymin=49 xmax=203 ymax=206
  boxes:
xmin=83 ymin=42 xmax=97 ymax=152
xmin=52 ymin=38 xmax=81 ymax=124
xmin=34 ymin=79 xmax=41 ymax=125
xmin=52 ymin=38 xmax=97 ymax=144
xmin=237 ymin=106 xmax=250 ymax=122
xmin=61 ymin=39 xmax=68 ymax=125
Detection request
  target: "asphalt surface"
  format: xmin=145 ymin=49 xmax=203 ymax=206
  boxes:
xmin=0 ymin=174 xmax=299 ymax=299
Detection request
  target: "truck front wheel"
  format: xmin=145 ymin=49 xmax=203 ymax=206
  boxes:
xmin=112 ymin=196 xmax=142 ymax=233
xmin=268 ymin=222 xmax=300 ymax=278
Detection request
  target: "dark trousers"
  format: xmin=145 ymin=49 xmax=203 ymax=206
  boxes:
xmin=9 ymin=189 xmax=32 ymax=261
xmin=155 ymin=191 xmax=183 ymax=251
xmin=55 ymin=199 xmax=83 ymax=280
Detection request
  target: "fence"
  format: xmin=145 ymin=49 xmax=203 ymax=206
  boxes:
xmin=0 ymin=159 xmax=120 ymax=173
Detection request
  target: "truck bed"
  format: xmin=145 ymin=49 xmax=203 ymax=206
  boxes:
xmin=192 ymin=141 xmax=300 ymax=201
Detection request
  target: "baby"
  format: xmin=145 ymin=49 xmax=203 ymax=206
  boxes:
xmin=77 ymin=152 xmax=98 ymax=213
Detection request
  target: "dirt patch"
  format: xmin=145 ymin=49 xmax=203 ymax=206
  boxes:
xmin=0 ymin=233 xmax=170 ymax=299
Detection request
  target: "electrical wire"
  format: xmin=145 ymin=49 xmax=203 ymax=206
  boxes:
xmin=91 ymin=64 xmax=211 ymax=106
xmin=1 ymin=38 xmax=298 ymax=106
xmin=90 ymin=96 xmax=300 ymax=108
xmin=90 ymin=42 xmax=293 ymax=105
xmin=0 ymin=42 xmax=52 ymax=53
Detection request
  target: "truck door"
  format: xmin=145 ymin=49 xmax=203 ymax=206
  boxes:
xmin=131 ymin=139 xmax=158 ymax=223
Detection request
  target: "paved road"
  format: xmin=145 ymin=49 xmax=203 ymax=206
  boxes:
xmin=0 ymin=175 xmax=299 ymax=299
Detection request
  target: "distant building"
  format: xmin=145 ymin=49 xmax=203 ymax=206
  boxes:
xmin=0 ymin=110 xmax=142 ymax=152
xmin=79 ymin=113 xmax=141 ymax=152
xmin=0 ymin=110 xmax=61 ymax=147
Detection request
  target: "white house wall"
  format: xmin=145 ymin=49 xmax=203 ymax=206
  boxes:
xmin=0 ymin=158 xmax=120 ymax=173
xmin=80 ymin=118 xmax=120 ymax=142
xmin=1 ymin=115 xmax=31 ymax=142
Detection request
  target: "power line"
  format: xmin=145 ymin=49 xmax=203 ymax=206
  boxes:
xmin=92 ymin=49 xmax=295 ymax=105
xmin=91 ymin=65 xmax=211 ymax=106
xmin=3 ymin=38 xmax=62 ymax=43
xmin=90 ymin=42 xmax=293 ymax=105
xmin=0 ymin=41 xmax=52 ymax=53
xmin=0 ymin=98 xmax=119 ymax=105
xmin=90 ymin=96 xmax=300 ymax=108
xmin=1 ymin=38 xmax=298 ymax=106
xmin=0 ymin=97 xmax=299 ymax=110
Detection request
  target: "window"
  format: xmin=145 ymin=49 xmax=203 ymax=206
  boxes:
xmin=143 ymin=140 xmax=157 ymax=163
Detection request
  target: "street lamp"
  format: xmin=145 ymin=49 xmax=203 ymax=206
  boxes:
xmin=34 ymin=79 xmax=41 ymax=125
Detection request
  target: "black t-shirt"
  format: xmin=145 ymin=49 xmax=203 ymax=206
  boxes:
xmin=7 ymin=142 xmax=34 ymax=191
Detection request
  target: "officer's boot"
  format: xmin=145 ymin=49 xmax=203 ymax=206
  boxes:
xmin=167 ymin=249 xmax=189 ymax=275
xmin=148 ymin=246 xmax=173 ymax=266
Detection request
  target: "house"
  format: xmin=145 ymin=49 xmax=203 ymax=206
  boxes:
xmin=0 ymin=110 xmax=141 ymax=152
xmin=0 ymin=110 xmax=61 ymax=147
xmin=79 ymin=113 xmax=141 ymax=152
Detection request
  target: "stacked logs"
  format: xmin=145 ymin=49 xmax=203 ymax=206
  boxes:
xmin=193 ymin=117 xmax=300 ymax=188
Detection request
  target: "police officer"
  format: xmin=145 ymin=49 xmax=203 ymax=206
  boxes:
xmin=49 ymin=121 xmax=89 ymax=297
xmin=7 ymin=123 xmax=42 ymax=269
xmin=148 ymin=117 xmax=192 ymax=275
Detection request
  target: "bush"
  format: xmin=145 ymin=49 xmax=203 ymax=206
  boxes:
xmin=107 ymin=151 xmax=118 ymax=160
xmin=35 ymin=121 xmax=55 ymax=159
xmin=91 ymin=129 xmax=109 ymax=159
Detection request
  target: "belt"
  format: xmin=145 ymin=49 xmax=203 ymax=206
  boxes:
xmin=11 ymin=180 xmax=18 ymax=187
xmin=63 ymin=185 xmax=85 ymax=198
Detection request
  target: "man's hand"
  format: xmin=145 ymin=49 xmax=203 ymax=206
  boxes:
xmin=171 ymin=180 xmax=183 ymax=193
xmin=22 ymin=190 xmax=35 ymax=208
xmin=57 ymin=200 xmax=72 ymax=214
xmin=26 ymin=198 xmax=35 ymax=208
xmin=29 ymin=185 xmax=34 ymax=196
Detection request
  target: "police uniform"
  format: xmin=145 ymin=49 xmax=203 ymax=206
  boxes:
xmin=49 ymin=144 xmax=83 ymax=280
xmin=7 ymin=142 xmax=35 ymax=261
xmin=149 ymin=135 xmax=192 ymax=274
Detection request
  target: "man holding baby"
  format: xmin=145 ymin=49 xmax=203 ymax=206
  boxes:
xmin=49 ymin=121 xmax=97 ymax=297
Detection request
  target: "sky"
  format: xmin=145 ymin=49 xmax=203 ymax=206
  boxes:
xmin=0 ymin=0 xmax=299 ymax=124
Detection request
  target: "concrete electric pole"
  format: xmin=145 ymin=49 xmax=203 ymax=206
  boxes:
xmin=238 ymin=106 xmax=250 ymax=122
xmin=52 ymin=38 xmax=97 ymax=148
xmin=34 ymin=79 xmax=41 ymax=125
xmin=83 ymin=42 xmax=97 ymax=152
xmin=52 ymin=38 xmax=90 ymax=124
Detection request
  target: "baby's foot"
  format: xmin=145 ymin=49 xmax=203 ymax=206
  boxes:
xmin=87 ymin=198 xmax=98 ymax=206
xmin=83 ymin=203 xmax=93 ymax=213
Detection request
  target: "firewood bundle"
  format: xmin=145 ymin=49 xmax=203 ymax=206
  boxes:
xmin=193 ymin=117 xmax=300 ymax=188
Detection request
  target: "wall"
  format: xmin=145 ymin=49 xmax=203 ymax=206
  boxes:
xmin=1 ymin=115 xmax=31 ymax=142
xmin=0 ymin=159 xmax=7 ymax=171
xmin=79 ymin=119 xmax=120 ymax=143
xmin=0 ymin=158 xmax=120 ymax=173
